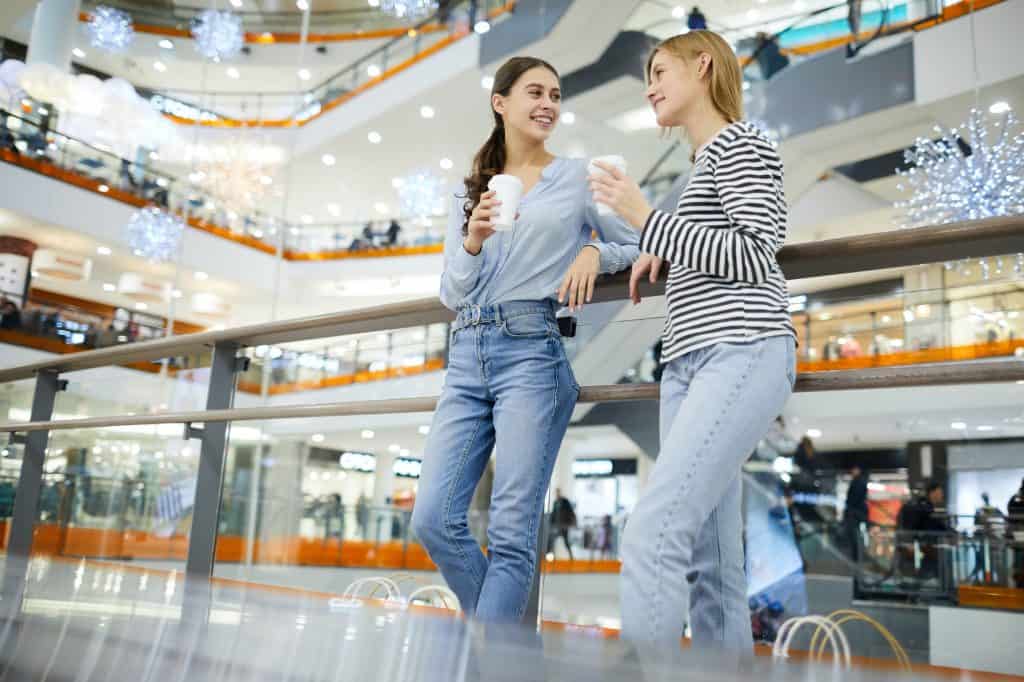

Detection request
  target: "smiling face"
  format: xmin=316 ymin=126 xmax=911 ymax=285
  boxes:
xmin=646 ymin=48 xmax=707 ymax=128
xmin=493 ymin=65 xmax=562 ymax=144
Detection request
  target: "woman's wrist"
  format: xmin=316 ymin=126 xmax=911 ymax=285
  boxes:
xmin=463 ymin=236 xmax=483 ymax=255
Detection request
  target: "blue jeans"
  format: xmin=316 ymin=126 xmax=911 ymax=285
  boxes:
xmin=620 ymin=335 xmax=796 ymax=648
xmin=411 ymin=301 xmax=579 ymax=623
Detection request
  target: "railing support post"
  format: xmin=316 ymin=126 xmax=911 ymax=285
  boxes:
xmin=185 ymin=341 xmax=241 ymax=578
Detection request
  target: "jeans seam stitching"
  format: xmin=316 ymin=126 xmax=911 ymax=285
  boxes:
xmin=442 ymin=410 xmax=487 ymax=594
xmin=648 ymin=341 xmax=764 ymax=641
xmin=514 ymin=337 xmax=562 ymax=620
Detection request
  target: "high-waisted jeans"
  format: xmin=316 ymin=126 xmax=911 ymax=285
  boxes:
xmin=620 ymin=335 xmax=796 ymax=648
xmin=411 ymin=301 xmax=579 ymax=623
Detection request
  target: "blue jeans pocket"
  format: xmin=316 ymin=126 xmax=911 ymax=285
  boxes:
xmin=501 ymin=314 xmax=557 ymax=339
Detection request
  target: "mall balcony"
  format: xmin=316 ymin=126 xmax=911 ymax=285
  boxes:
xmin=1 ymin=0 xmax=1024 ymax=679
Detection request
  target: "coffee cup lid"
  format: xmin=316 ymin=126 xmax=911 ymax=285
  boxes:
xmin=488 ymin=174 xmax=523 ymax=188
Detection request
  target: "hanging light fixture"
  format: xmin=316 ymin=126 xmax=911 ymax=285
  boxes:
xmin=87 ymin=5 xmax=135 ymax=52
xmin=125 ymin=207 xmax=185 ymax=263
xmin=378 ymin=0 xmax=439 ymax=22
xmin=192 ymin=136 xmax=280 ymax=213
xmin=191 ymin=9 xmax=244 ymax=62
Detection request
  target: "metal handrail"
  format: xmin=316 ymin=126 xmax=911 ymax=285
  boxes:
xmin=0 ymin=215 xmax=1021 ymax=385
xmin=3 ymin=358 xmax=1024 ymax=434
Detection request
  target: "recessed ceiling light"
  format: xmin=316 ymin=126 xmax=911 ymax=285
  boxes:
xmin=420 ymin=105 xmax=435 ymax=119
xmin=374 ymin=202 xmax=389 ymax=214
xmin=474 ymin=20 xmax=491 ymax=34
xmin=153 ymin=60 xmax=167 ymax=72
xmin=989 ymin=101 xmax=1011 ymax=115
xmin=321 ymin=153 xmax=336 ymax=166
xmin=439 ymin=157 xmax=453 ymax=170
xmin=298 ymin=68 xmax=311 ymax=81
xmin=671 ymin=6 xmax=686 ymax=19
xmin=368 ymin=131 xmax=382 ymax=144
xmin=96 ymin=246 xmax=112 ymax=256
xmin=368 ymin=0 xmax=380 ymax=6
xmin=388 ymin=444 xmax=401 ymax=453
xmin=806 ymin=428 xmax=822 ymax=438
xmin=301 ymin=214 xmax=313 ymax=224
xmin=481 ymin=75 xmax=494 ymax=90
xmin=951 ymin=421 xmax=967 ymax=430
xmin=158 ymin=39 xmax=174 ymax=49
xmin=98 ymin=184 xmax=109 ymax=193
xmin=977 ymin=425 xmax=994 ymax=432
xmin=367 ymin=64 xmax=382 ymax=78
xmin=743 ymin=81 xmax=751 ymax=91
xmin=560 ymin=111 xmax=576 ymax=125
xmin=260 ymin=175 xmax=273 ymax=185
xmin=194 ymin=271 xmax=209 ymax=280
xmin=746 ymin=8 xmax=759 ymax=19
xmin=230 ymin=0 xmax=243 ymax=7
xmin=102 ymin=282 xmax=116 ymax=292
xmin=418 ymin=425 xmax=430 ymax=435
xmin=72 ymin=47 xmax=86 ymax=59
xmin=171 ymin=289 xmax=183 ymax=299
xmin=327 ymin=203 xmax=341 ymax=216
xmin=311 ymin=433 xmax=325 ymax=443
xmin=226 ymin=67 xmax=240 ymax=79
xmin=296 ymin=0 xmax=309 ymax=9
xmin=135 ymin=302 xmax=148 ymax=311
xmin=361 ymin=429 xmax=375 ymax=439
xmin=391 ymin=177 xmax=404 ymax=189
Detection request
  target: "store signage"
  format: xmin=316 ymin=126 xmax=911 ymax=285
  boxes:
xmin=338 ymin=450 xmax=375 ymax=472
xmin=393 ymin=457 xmax=422 ymax=479
xmin=572 ymin=458 xmax=638 ymax=478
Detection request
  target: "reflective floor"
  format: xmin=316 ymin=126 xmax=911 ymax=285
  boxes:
xmin=0 ymin=557 xmax=955 ymax=681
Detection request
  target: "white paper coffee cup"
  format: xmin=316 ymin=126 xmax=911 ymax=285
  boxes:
xmin=487 ymin=174 xmax=523 ymax=231
xmin=588 ymin=155 xmax=627 ymax=216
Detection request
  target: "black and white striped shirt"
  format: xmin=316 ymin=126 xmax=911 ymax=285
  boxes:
xmin=640 ymin=121 xmax=796 ymax=364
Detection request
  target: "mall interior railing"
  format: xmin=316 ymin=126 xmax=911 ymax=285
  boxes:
xmin=0 ymin=108 xmax=447 ymax=254
xmin=152 ymin=0 xmax=516 ymax=125
xmin=0 ymin=215 xmax=1022 ymax=625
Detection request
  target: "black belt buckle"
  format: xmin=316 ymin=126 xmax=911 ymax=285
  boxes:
xmin=557 ymin=316 xmax=577 ymax=338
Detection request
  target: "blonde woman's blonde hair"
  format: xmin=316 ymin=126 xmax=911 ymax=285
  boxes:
xmin=646 ymin=30 xmax=743 ymax=125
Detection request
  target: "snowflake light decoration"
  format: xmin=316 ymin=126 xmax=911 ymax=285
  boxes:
xmin=88 ymin=5 xmax=135 ymax=52
xmin=195 ymin=137 xmax=276 ymax=213
xmin=125 ymin=207 xmax=184 ymax=263
xmin=896 ymin=106 xmax=1024 ymax=278
xmin=191 ymin=9 xmax=244 ymax=62
xmin=396 ymin=170 xmax=444 ymax=218
xmin=896 ymin=107 xmax=1024 ymax=227
xmin=379 ymin=0 xmax=439 ymax=21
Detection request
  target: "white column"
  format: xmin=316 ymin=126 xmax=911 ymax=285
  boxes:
xmin=372 ymin=451 xmax=395 ymax=507
xmin=26 ymin=0 xmax=81 ymax=71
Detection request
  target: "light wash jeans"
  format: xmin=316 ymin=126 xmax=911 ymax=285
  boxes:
xmin=620 ymin=335 xmax=796 ymax=648
xmin=411 ymin=301 xmax=579 ymax=623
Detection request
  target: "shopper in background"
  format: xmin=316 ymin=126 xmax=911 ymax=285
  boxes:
xmin=0 ymin=297 xmax=21 ymax=330
xmin=843 ymin=465 xmax=869 ymax=562
xmin=386 ymin=219 xmax=402 ymax=246
xmin=547 ymin=488 xmax=577 ymax=561
xmin=686 ymin=6 xmax=707 ymax=30
xmin=411 ymin=56 xmax=639 ymax=624
xmin=754 ymin=32 xmax=789 ymax=80
xmin=588 ymin=30 xmax=797 ymax=649
xmin=1008 ymin=479 xmax=1024 ymax=585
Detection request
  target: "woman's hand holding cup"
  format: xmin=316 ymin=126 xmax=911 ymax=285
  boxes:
xmin=464 ymin=190 xmax=501 ymax=255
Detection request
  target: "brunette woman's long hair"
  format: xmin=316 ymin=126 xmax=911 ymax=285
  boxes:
xmin=460 ymin=56 xmax=559 ymax=234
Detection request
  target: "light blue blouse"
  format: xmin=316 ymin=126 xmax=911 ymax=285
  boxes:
xmin=439 ymin=157 xmax=640 ymax=310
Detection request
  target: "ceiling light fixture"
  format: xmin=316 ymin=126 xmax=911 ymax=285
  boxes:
xmin=439 ymin=157 xmax=453 ymax=170
xmin=226 ymin=67 xmax=240 ymax=79
xmin=481 ymin=75 xmax=494 ymax=90
xmin=989 ymin=101 xmax=1011 ymax=115
xmin=158 ymin=39 xmax=174 ymax=50
xmin=474 ymin=20 xmax=491 ymax=34
xmin=194 ymin=271 xmax=209 ymax=280
xmin=298 ymin=68 xmax=311 ymax=81
xmin=806 ymin=428 xmax=822 ymax=438
xmin=153 ymin=60 xmax=167 ymax=73
xmin=420 ymin=105 xmax=435 ymax=119
xmin=72 ymin=48 xmax=86 ymax=59
xmin=560 ymin=111 xmax=576 ymax=125
xmin=96 ymin=246 xmax=112 ymax=256
xmin=321 ymin=153 xmax=336 ymax=166
xmin=368 ymin=131 xmax=382 ymax=144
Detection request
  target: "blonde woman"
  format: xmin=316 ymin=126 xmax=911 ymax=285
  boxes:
xmin=589 ymin=30 xmax=797 ymax=648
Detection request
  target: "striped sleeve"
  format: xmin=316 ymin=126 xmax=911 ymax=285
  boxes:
xmin=639 ymin=134 xmax=783 ymax=285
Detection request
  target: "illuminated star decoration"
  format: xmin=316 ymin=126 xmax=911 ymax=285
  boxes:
xmin=397 ymin=170 xmax=445 ymax=219
xmin=125 ymin=207 xmax=185 ymax=263
xmin=378 ymin=0 xmax=440 ymax=21
xmin=896 ymin=107 xmax=1024 ymax=277
xmin=87 ymin=5 xmax=135 ymax=52
xmin=191 ymin=9 xmax=244 ymax=62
